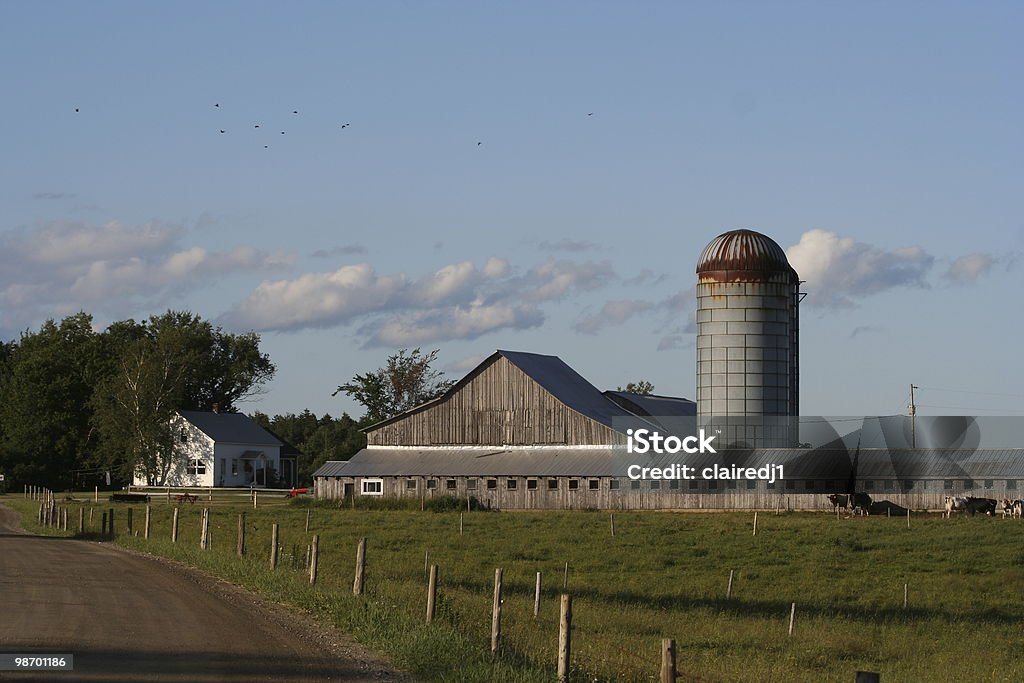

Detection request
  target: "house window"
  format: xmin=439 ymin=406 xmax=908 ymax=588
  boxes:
xmin=231 ymin=459 xmax=238 ymax=476
xmin=467 ymin=478 xmax=477 ymax=490
xmin=361 ymin=479 xmax=383 ymax=495
xmin=487 ymin=479 xmax=498 ymax=490
xmin=588 ymin=479 xmax=599 ymax=490
xmin=187 ymin=458 xmax=206 ymax=476
xmin=220 ymin=459 xmax=226 ymax=478
xmin=446 ymin=479 xmax=457 ymax=490
xmin=609 ymin=479 xmax=620 ymax=490
xmin=506 ymin=478 xmax=518 ymax=490
xmin=406 ymin=479 xmax=418 ymax=490
xmin=426 ymin=479 xmax=437 ymax=490
xmin=548 ymin=479 xmax=559 ymax=490
xmin=527 ymin=479 xmax=538 ymax=490
xmin=650 ymin=480 xmax=661 ymax=490
xmin=568 ymin=479 xmax=579 ymax=490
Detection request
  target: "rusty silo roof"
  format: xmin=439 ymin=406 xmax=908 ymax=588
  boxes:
xmin=696 ymin=229 xmax=798 ymax=280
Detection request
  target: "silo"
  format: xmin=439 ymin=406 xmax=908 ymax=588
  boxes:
xmin=695 ymin=229 xmax=801 ymax=447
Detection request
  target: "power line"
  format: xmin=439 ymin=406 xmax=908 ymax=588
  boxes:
xmin=916 ymin=386 xmax=1024 ymax=401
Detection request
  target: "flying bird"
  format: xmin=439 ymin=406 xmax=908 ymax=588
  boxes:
xmin=214 ymin=103 xmax=219 ymax=108
xmin=477 ymin=141 xmax=482 ymax=146
xmin=292 ymin=110 xmax=299 ymax=114
xmin=219 ymin=129 xmax=226 ymax=134
xmin=587 ymin=112 xmax=593 ymax=116
xmin=254 ymin=124 xmax=260 ymax=128
xmin=74 ymin=108 xmax=79 ymax=113
xmin=280 ymin=131 xmax=285 ymax=134
xmin=264 ymin=145 xmax=269 ymax=149
xmin=340 ymin=123 xmax=350 ymax=128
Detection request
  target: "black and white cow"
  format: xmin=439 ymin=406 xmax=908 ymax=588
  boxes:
xmin=849 ymin=492 xmax=872 ymax=516
xmin=826 ymin=494 xmax=849 ymax=512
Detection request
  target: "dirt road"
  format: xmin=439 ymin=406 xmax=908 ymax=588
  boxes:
xmin=0 ymin=505 xmax=408 ymax=682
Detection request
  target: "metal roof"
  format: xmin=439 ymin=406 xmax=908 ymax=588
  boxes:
xmin=314 ymin=447 xmax=1024 ymax=480
xmin=696 ymin=229 xmax=798 ymax=281
xmin=363 ymin=350 xmax=657 ymax=435
xmin=179 ymin=410 xmax=282 ymax=446
xmin=604 ymin=392 xmax=696 ymax=424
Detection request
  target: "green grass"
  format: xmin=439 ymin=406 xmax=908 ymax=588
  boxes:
xmin=7 ymin=493 xmax=1024 ymax=682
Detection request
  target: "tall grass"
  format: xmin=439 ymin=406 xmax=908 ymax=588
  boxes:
xmin=7 ymin=494 xmax=1024 ymax=682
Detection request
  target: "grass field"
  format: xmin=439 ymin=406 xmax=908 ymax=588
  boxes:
xmin=6 ymin=492 xmax=1024 ymax=682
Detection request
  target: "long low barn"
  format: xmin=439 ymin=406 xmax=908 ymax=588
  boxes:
xmin=315 ymin=350 xmax=1024 ymax=511
xmin=314 ymin=446 xmax=1024 ymax=511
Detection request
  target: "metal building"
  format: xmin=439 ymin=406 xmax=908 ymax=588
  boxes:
xmin=695 ymin=229 xmax=801 ymax=447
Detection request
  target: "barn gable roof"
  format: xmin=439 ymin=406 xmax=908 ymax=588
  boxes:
xmin=362 ymin=350 xmax=656 ymax=435
xmin=179 ymin=410 xmax=282 ymax=447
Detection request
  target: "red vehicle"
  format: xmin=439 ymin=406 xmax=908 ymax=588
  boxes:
xmin=286 ymin=487 xmax=310 ymax=498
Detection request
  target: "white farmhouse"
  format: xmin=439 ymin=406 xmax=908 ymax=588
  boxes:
xmin=134 ymin=409 xmax=293 ymax=488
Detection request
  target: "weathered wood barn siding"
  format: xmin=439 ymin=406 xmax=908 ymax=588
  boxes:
xmin=316 ymin=474 xmax=1009 ymax=511
xmin=368 ymin=355 xmax=622 ymax=447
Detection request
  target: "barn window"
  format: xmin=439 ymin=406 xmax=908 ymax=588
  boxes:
xmin=883 ymin=480 xmax=894 ymax=491
xmin=467 ymin=478 xmax=477 ymax=490
xmin=825 ymin=480 xmax=835 ymax=491
xmin=919 ymin=480 xmax=927 ymax=490
xmin=804 ymin=480 xmax=815 ymax=491
xmin=630 ymin=480 xmax=641 ymax=490
xmin=446 ymin=479 xmax=457 ymax=490
xmin=785 ymin=480 xmax=795 ymax=490
xmin=943 ymin=480 xmax=954 ymax=490
xmin=486 ymin=479 xmax=498 ymax=490
xmin=1008 ymin=480 xmax=1017 ymax=490
xmin=963 ymin=479 xmax=974 ymax=490
xmin=361 ymin=479 xmax=383 ymax=495
xmin=426 ymin=479 xmax=437 ymax=490
xmin=548 ymin=479 xmax=559 ymax=490
xmin=688 ymin=480 xmax=699 ymax=490
xmin=708 ymin=480 xmax=718 ymax=490
xmin=588 ymin=479 xmax=599 ymax=490
xmin=568 ymin=479 xmax=579 ymax=490
xmin=609 ymin=479 xmax=620 ymax=490
xmin=725 ymin=480 xmax=736 ymax=490
xmin=746 ymin=480 xmax=756 ymax=490
xmin=865 ymin=480 xmax=875 ymax=490
xmin=766 ymin=481 xmax=775 ymax=489
xmin=406 ymin=479 xmax=417 ymax=490
xmin=527 ymin=479 xmax=538 ymax=490
xmin=669 ymin=480 xmax=680 ymax=490
xmin=506 ymin=479 xmax=518 ymax=490
xmin=903 ymin=480 xmax=914 ymax=490
xmin=187 ymin=458 xmax=206 ymax=476
xmin=984 ymin=479 xmax=994 ymax=489
xmin=650 ymin=480 xmax=661 ymax=490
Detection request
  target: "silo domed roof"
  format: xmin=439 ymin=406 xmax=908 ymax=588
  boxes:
xmin=696 ymin=229 xmax=798 ymax=279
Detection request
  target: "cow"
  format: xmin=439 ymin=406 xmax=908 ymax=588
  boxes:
xmin=826 ymin=494 xmax=849 ymax=512
xmin=944 ymin=496 xmax=968 ymax=517
xmin=1013 ymin=500 xmax=1024 ymax=519
xmin=998 ymin=499 xmax=1020 ymax=518
xmin=849 ymin=492 xmax=872 ymax=516
xmin=963 ymin=497 xmax=997 ymax=516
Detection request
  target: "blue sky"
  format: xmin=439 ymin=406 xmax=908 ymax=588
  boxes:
xmin=2 ymin=2 xmax=1022 ymax=418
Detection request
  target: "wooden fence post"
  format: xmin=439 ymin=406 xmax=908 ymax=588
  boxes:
xmin=78 ymin=507 xmax=85 ymax=535
xmin=788 ymin=602 xmax=796 ymax=637
xmin=270 ymin=523 xmax=279 ymax=569
xmin=62 ymin=508 xmax=67 ymax=531
xmin=237 ymin=513 xmax=246 ymax=557
xmin=906 ymin=508 xmax=910 ymax=529
xmin=108 ymin=508 xmax=115 ymax=536
xmin=353 ymin=537 xmax=367 ymax=595
xmin=904 ymin=582 xmax=908 ymax=609
xmin=94 ymin=486 xmax=98 ymax=502
xmin=305 ymin=508 xmax=310 ymax=533
xmin=727 ymin=569 xmax=734 ymax=599
xmin=127 ymin=508 xmax=133 ymax=537
xmin=557 ymin=594 xmax=572 ymax=682
xmin=563 ymin=561 xmax=569 ymax=591
xmin=144 ymin=505 xmax=151 ymax=540
xmin=172 ymin=507 xmax=179 ymax=543
xmin=660 ymin=638 xmax=677 ymax=683
xmin=426 ymin=564 xmax=438 ymax=623
xmin=89 ymin=507 xmax=94 ymax=526
xmin=101 ymin=511 xmax=108 ymax=536
xmin=610 ymin=513 xmax=615 ymax=537
xmin=753 ymin=511 xmax=758 ymax=536
xmin=309 ymin=534 xmax=319 ymax=585
xmin=460 ymin=512 xmax=464 ymax=536
xmin=534 ymin=571 xmax=542 ymax=618
xmin=491 ymin=568 xmax=503 ymax=656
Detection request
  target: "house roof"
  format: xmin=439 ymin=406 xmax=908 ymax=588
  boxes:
xmin=363 ymin=350 xmax=659 ymax=434
xmin=603 ymin=392 xmax=696 ymax=422
xmin=179 ymin=410 xmax=282 ymax=446
xmin=313 ymin=447 xmax=1024 ymax=480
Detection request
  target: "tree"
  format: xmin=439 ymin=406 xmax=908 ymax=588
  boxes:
xmin=334 ymin=348 xmax=455 ymax=425
xmin=91 ymin=310 xmax=276 ymax=485
xmin=617 ymin=380 xmax=655 ymax=395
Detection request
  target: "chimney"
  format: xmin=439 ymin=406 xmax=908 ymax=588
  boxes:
xmin=212 ymin=403 xmax=220 ymax=414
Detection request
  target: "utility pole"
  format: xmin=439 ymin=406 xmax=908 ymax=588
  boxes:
xmin=909 ymin=384 xmax=919 ymax=448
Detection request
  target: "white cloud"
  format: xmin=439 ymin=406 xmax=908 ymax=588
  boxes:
xmin=786 ymin=229 xmax=935 ymax=307
xmin=944 ymin=253 xmax=995 ymax=284
xmin=366 ymin=302 xmax=544 ymax=347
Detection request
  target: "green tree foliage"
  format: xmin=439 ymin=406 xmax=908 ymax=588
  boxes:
xmin=334 ymin=348 xmax=455 ymax=425
xmin=617 ymin=380 xmax=655 ymax=395
xmin=251 ymin=410 xmax=365 ymax=485
xmin=0 ymin=310 xmax=275 ymax=489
